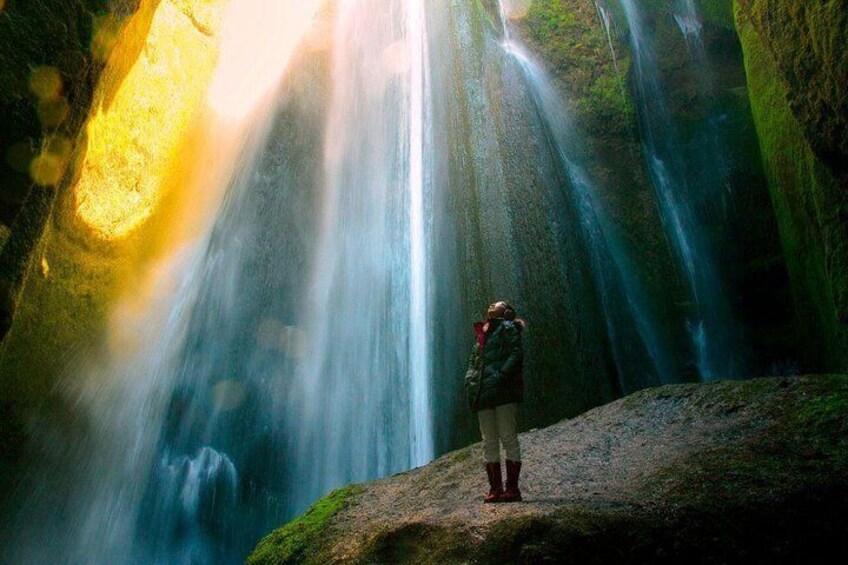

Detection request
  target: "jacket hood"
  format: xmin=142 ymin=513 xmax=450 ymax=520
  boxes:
xmin=474 ymin=318 xmax=525 ymax=333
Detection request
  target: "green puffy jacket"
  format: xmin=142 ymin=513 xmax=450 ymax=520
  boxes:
xmin=465 ymin=318 xmax=524 ymax=412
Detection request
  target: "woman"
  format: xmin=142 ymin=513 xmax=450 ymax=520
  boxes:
xmin=465 ymin=300 xmax=525 ymax=503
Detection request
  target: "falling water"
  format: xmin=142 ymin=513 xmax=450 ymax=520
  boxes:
xmin=672 ymin=0 xmax=734 ymax=219
xmin=619 ymin=0 xmax=746 ymax=380
xmin=4 ymin=1 xmax=325 ymax=562
xmin=498 ymin=6 xmax=675 ymax=389
xmin=3 ymin=0 xmax=703 ymax=562
xmin=4 ymin=122 xmax=277 ymax=562
xmin=406 ymin=0 xmax=433 ymax=470
xmin=674 ymin=0 xmax=705 ymax=50
xmin=592 ymin=0 xmax=620 ymax=72
xmin=288 ymin=0 xmax=434 ymax=510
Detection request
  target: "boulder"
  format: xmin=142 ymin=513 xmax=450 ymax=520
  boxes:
xmin=250 ymin=375 xmax=848 ymax=564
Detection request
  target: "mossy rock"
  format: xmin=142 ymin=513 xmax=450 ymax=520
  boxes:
xmin=247 ymin=376 xmax=848 ymax=563
xmin=516 ymin=0 xmax=635 ymax=137
xmin=735 ymin=0 xmax=848 ymax=173
xmin=247 ymin=484 xmax=365 ymax=565
xmin=736 ymin=0 xmax=848 ymax=371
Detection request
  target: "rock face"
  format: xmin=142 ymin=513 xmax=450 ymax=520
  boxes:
xmin=0 ymin=0 xmax=223 ymax=507
xmin=735 ymin=0 xmax=848 ymax=372
xmin=250 ymin=375 xmax=848 ymax=564
xmin=0 ymin=0 xmax=141 ymax=337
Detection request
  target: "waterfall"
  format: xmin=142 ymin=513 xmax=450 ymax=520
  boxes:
xmin=4 ymin=1 xmax=325 ymax=562
xmin=406 ymin=0 xmax=434 ymax=471
xmin=497 ymin=4 xmax=674 ymax=390
xmin=674 ymin=0 xmax=705 ymax=51
xmin=3 ymin=0 xmax=734 ymax=562
xmin=672 ymin=0 xmax=733 ymax=220
xmin=618 ymin=0 xmax=747 ymax=381
xmin=592 ymin=0 xmax=620 ymax=73
xmin=288 ymin=0 xmax=434 ymax=510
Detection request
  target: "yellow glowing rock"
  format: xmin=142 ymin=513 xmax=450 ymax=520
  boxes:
xmin=74 ymin=0 xmax=224 ymax=240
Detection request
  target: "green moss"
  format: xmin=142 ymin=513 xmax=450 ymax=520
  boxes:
xmin=518 ymin=0 xmax=635 ymax=136
xmin=247 ymin=484 xmax=364 ymax=565
xmin=525 ymin=1 xmax=577 ymax=41
xmin=578 ymin=63 xmax=634 ymax=130
xmin=646 ymin=377 xmax=848 ymax=511
xmin=792 ymin=391 xmax=848 ymax=460
xmin=736 ymin=1 xmax=848 ymax=371
xmin=736 ymin=0 xmax=847 ymax=169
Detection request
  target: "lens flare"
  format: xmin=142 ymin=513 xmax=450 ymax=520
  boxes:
xmin=206 ymin=0 xmax=323 ymax=120
xmin=28 ymin=66 xmax=63 ymax=100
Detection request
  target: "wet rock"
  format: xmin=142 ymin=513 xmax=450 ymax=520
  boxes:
xmin=251 ymin=375 xmax=848 ymax=564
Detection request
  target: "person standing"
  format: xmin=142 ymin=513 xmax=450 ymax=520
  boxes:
xmin=465 ymin=300 xmax=525 ymax=503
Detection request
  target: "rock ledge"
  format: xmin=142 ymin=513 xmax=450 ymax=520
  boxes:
xmin=250 ymin=376 xmax=848 ymax=564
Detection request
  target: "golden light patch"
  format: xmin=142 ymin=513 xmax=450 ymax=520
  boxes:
xmin=74 ymin=0 xmax=225 ymax=240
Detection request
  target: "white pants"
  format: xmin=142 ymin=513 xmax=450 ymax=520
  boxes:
xmin=477 ymin=403 xmax=521 ymax=463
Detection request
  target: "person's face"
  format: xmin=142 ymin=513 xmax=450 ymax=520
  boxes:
xmin=486 ymin=302 xmax=504 ymax=319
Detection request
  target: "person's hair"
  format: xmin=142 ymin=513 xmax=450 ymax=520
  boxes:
xmin=491 ymin=301 xmax=526 ymax=330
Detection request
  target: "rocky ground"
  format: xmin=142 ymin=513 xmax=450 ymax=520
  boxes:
xmin=249 ymin=375 xmax=848 ymax=564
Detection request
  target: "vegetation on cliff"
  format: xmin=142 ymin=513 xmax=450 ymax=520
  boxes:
xmin=518 ymin=0 xmax=634 ymax=136
xmin=248 ymin=485 xmax=364 ymax=565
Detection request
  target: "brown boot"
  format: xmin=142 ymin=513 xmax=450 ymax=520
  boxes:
xmin=484 ymin=462 xmax=504 ymax=503
xmin=500 ymin=460 xmax=522 ymax=502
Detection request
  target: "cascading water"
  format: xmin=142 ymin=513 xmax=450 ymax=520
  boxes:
xmin=593 ymin=0 xmax=620 ymax=73
xmin=3 ymin=1 xmax=326 ymax=562
xmin=5 ymin=0 xmax=441 ymax=561
xmin=674 ymin=0 xmax=705 ymax=50
xmin=497 ymin=2 xmax=675 ymax=390
xmin=287 ymin=0 xmax=434 ymax=510
xmin=5 ymin=0 xmax=769 ymax=562
xmin=619 ymin=0 xmax=748 ymax=381
xmin=671 ymin=0 xmax=734 ymax=220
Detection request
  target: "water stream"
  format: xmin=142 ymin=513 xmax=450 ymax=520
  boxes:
xmin=619 ymin=0 xmax=747 ymax=381
xmin=498 ymin=2 xmax=675 ymax=390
